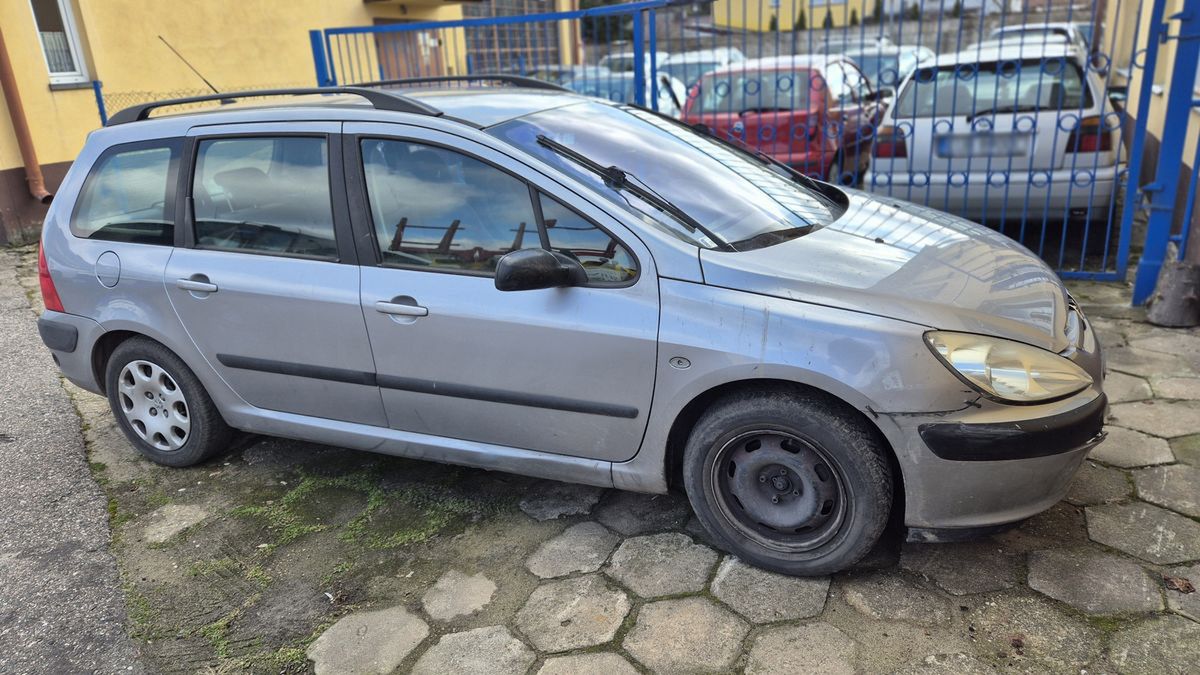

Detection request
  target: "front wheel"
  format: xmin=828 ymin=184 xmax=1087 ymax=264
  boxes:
xmin=682 ymin=387 xmax=893 ymax=576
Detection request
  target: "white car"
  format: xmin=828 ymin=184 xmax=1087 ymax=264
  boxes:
xmin=865 ymin=42 xmax=1119 ymax=225
xmin=988 ymin=23 xmax=1089 ymax=52
xmin=842 ymin=44 xmax=935 ymax=97
xmin=660 ymin=47 xmax=746 ymax=88
xmin=598 ymin=50 xmax=669 ymax=74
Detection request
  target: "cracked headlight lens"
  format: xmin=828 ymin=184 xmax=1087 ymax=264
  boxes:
xmin=924 ymin=331 xmax=1093 ymax=403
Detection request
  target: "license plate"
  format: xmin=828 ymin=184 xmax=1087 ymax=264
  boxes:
xmin=936 ymin=133 xmax=1031 ymax=158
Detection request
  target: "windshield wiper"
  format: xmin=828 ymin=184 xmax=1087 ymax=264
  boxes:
xmin=966 ymin=104 xmax=1044 ymax=122
xmin=535 ymin=134 xmax=729 ymax=249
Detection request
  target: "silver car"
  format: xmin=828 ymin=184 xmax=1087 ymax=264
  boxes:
xmin=865 ymin=43 xmax=1119 ymax=225
xmin=36 ymin=78 xmax=1106 ymax=576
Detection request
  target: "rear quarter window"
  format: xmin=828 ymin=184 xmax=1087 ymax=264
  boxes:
xmin=71 ymin=139 xmax=182 ymax=245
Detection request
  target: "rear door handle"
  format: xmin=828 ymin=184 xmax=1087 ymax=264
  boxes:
xmin=176 ymin=278 xmax=218 ymax=293
xmin=375 ymin=300 xmax=428 ymax=317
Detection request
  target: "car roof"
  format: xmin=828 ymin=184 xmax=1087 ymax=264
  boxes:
xmin=663 ymin=48 xmax=743 ymax=63
xmin=127 ymin=87 xmax=588 ymax=129
xmin=934 ymin=42 xmax=1081 ymax=66
xmin=993 ymin=22 xmax=1078 ymax=34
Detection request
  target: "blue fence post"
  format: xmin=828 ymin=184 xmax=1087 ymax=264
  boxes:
xmin=632 ymin=10 xmax=646 ymax=107
xmin=648 ymin=9 xmax=659 ymax=111
xmin=310 ymin=30 xmax=333 ymax=86
xmin=91 ymin=80 xmax=106 ymax=126
xmin=1132 ymin=0 xmax=1200 ymax=305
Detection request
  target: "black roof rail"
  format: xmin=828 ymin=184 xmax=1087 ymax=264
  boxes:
xmin=352 ymin=75 xmax=571 ymax=93
xmin=105 ymin=86 xmax=442 ymax=126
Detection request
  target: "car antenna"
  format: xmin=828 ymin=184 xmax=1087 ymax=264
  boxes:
xmin=158 ymin=35 xmax=221 ymax=95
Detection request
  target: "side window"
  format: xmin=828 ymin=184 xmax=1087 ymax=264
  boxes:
xmin=192 ymin=136 xmax=337 ymax=260
xmin=842 ymin=62 xmax=871 ymax=102
xmin=360 ymin=139 xmax=539 ymax=273
xmin=539 ymin=193 xmax=638 ymax=285
xmin=72 ymin=140 xmax=180 ymax=246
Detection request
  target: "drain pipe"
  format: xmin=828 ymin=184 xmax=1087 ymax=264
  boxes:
xmin=0 ymin=25 xmax=53 ymax=204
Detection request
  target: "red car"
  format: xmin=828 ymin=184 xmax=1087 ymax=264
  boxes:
xmin=683 ymin=55 xmax=883 ymax=184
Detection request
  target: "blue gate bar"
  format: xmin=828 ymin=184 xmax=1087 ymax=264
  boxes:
xmin=1132 ymin=1 xmax=1200 ymax=304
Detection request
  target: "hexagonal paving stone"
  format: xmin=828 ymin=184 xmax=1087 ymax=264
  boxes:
xmin=968 ymin=594 xmax=1104 ymax=672
xmin=1109 ymin=401 xmax=1200 ymax=438
xmin=593 ymin=490 xmax=692 ymax=535
xmin=1130 ymin=333 xmax=1200 ymax=359
xmin=1086 ymin=502 xmax=1200 ymax=564
xmin=518 ymin=481 xmax=605 ymax=521
xmin=900 ymin=542 xmax=1020 ymax=595
xmin=841 ymin=572 xmax=955 ymax=626
xmin=1109 ymin=615 xmax=1200 ymax=675
xmin=1165 ymin=563 xmax=1200 ymax=621
xmin=1104 ymin=371 xmax=1154 ymax=403
xmin=992 ymin=503 xmax=1091 ymax=554
xmin=412 ymin=626 xmax=534 ymax=675
xmin=524 ymin=522 xmax=620 ymax=579
xmin=306 ymin=606 xmax=428 ymax=675
xmin=420 ymin=570 xmax=496 ymax=621
xmin=1104 ymin=346 xmax=1196 ymax=379
xmin=745 ymin=623 xmax=856 ymax=675
xmin=1088 ymin=426 xmax=1174 ymax=468
xmin=710 ymin=556 xmax=829 ymax=623
xmin=1174 ymin=434 xmax=1200 ymax=466
xmin=604 ymin=532 xmax=718 ymax=597
xmin=514 ymin=575 xmax=630 ymax=653
xmin=1066 ymin=461 xmax=1132 ymax=506
xmin=623 ymin=597 xmax=749 ymax=673
xmin=536 ymin=653 xmax=639 ymax=675
xmin=1134 ymin=464 xmax=1200 ymax=518
xmin=1153 ymin=376 xmax=1200 ymax=400
xmin=895 ymin=653 xmax=998 ymax=674
xmin=1026 ymin=548 xmax=1162 ymax=615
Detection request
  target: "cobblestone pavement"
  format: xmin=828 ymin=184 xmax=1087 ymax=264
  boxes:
xmin=10 ymin=246 xmax=1200 ymax=673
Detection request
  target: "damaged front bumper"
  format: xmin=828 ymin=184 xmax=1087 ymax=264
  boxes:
xmin=881 ymin=388 xmax=1107 ymax=536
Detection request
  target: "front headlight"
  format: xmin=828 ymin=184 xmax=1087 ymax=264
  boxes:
xmin=924 ymin=331 xmax=1093 ymax=403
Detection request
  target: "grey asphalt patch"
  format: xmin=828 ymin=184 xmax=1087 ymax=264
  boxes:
xmin=0 ymin=249 xmax=141 ymax=673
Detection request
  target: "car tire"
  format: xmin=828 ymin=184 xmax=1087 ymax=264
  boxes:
xmin=682 ymin=386 xmax=892 ymax=576
xmin=105 ymin=337 xmax=233 ymax=467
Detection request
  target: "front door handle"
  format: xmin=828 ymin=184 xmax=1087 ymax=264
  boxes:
xmin=176 ymin=277 xmax=218 ymax=293
xmin=375 ymin=300 xmax=428 ymax=317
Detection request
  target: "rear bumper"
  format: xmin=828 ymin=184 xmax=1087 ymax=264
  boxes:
xmin=863 ymin=164 xmax=1118 ymax=220
xmin=38 ymin=310 xmax=105 ymax=395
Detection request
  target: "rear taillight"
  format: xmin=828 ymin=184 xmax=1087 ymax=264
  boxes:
xmin=873 ymin=126 xmax=908 ymax=158
xmin=38 ymin=244 xmax=65 ymax=313
xmin=1067 ymin=116 xmax=1113 ymax=153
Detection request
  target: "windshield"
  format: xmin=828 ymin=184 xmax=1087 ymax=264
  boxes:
xmin=694 ymin=70 xmax=814 ymax=115
xmin=893 ymin=59 xmax=1092 ymax=118
xmin=488 ymin=102 xmax=839 ymax=250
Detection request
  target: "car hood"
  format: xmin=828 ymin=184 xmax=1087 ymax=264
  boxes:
xmin=699 ymin=190 xmax=1072 ymax=352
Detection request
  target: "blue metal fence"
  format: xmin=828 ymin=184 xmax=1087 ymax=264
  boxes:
xmin=310 ymin=0 xmax=1194 ymax=291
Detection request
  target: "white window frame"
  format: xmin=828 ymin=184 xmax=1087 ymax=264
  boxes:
xmin=30 ymin=0 xmax=89 ymax=85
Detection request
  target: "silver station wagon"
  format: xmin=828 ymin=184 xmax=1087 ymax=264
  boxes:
xmin=37 ymin=77 xmax=1106 ymax=575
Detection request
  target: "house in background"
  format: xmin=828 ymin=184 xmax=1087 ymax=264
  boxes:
xmin=0 ymin=0 xmax=478 ymax=245
xmin=712 ymin=0 xmax=872 ymax=32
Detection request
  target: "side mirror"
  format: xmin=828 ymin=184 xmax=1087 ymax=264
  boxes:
xmin=494 ymin=248 xmax=587 ymax=292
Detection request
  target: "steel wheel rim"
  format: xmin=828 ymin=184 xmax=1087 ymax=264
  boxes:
xmin=117 ymin=360 xmax=190 ymax=452
xmin=709 ymin=429 xmax=848 ymax=553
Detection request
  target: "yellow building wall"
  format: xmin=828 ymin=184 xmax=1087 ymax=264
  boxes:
xmin=0 ymin=0 xmax=468 ymax=172
xmin=713 ymin=0 xmax=870 ymax=32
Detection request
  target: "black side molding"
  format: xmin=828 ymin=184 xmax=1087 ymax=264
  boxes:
xmin=37 ymin=316 xmax=78 ymax=353
xmin=215 ymin=354 xmax=638 ymax=419
xmin=376 ymin=375 xmax=639 ymax=419
xmin=216 ymin=354 xmax=375 ymax=386
xmin=919 ymin=393 xmax=1107 ymax=462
